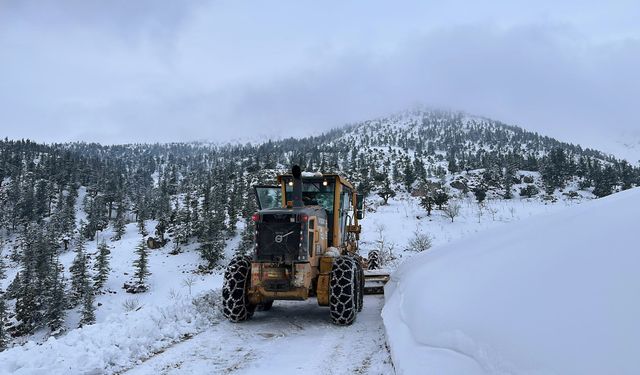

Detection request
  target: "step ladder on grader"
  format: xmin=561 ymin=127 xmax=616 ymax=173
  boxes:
xmin=222 ymin=166 xmax=390 ymax=325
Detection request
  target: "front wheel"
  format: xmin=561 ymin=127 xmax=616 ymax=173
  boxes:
xmin=329 ymin=257 xmax=358 ymax=325
xmin=222 ymin=256 xmax=256 ymax=322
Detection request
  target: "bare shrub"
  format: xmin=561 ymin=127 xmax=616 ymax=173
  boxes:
xmin=443 ymin=201 xmax=462 ymax=222
xmin=373 ymin=224 xmax=398 ymax=267
xmin=406 ymin=230 xmax=432 ymax=252
xmin=485 ymin=204 xmax=499 ymax=221
xmin=182 ymin=276 xmax=196 ymax=297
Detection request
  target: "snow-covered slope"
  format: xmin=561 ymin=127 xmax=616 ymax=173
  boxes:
xmin=383 ymin=187 xmax=640 ymax=374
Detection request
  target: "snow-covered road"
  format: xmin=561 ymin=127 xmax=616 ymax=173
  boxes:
xmin=124 ymin=296 xmax=393 ymax=375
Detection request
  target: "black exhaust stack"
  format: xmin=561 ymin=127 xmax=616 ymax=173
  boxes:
xmin=292 ymin=165 xmax=304 ymax=207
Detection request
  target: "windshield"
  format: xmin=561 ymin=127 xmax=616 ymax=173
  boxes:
xmin=254 ymin=186 xmax=282 ymax=209
xmin=285 ymin=181 xmax=335 ymax=214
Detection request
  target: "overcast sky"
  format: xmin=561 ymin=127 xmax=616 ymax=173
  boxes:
xmin=1 ymin=1 xmax=639 ymax=157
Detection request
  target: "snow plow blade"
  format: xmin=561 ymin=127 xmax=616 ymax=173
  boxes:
xmin=363 ymin=270 xmax=390 ymax=294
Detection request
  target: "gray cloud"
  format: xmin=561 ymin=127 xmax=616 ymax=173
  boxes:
xmin=0 ymin=1 xmax=638 ymax=158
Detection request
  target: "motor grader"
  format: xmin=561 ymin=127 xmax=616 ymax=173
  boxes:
xmin=222 ymin=166 xmax=388 ymax=325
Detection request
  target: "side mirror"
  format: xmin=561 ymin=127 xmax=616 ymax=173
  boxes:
xmin=356 ymin=194 xmax=365 ymax=220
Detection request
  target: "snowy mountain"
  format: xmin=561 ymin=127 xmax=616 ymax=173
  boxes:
xmin=0 ymin=109 xmax=639 ymax=373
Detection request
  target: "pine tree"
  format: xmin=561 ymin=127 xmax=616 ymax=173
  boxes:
xmin=0 ymin=293 xmax=8 ymax=351
xmin=15 ymin=269 xmax=38 ymax=334
xmin=418 ymin=181 xmax=437 ymax=216
xmin=133 ymin=239 xmax=150 ymax=287
xmin=433 ymin=189 xmax=450 ymax=210
xmin=14 ymin=225 xmax=42 ymax=334
xmin=155 ymin=217 xmax=167 ymax=243
xmin=474 ymin=186 xmax=487 ymax=203
xmin=0 ymin=243 xmax=7 ymax=348
xmin=235 ymin=218 xmax=255 ymax=256
xmin=69 ymin=239 xmax=89 ymax=305
xmin=376 ymin=179 xmax=396 ymax=205
xmin=93 ymin=241 xmax=111 ymax=290
xmin=78 ymin=283 xmax=95 ymax=328
xmin=137 ymin=215 xmax=148 ymax=237
xmin=197 ymin=186 xmax=226 ymax=269
xmin=0 ymin=244 xmax=5 ymax=281
xmin=45 ymin=259 xmax=66 ymax=333
xmin=112 ymin=204 xmax=127 ymax=241
xmin=403 ymin=163 xmax=416 ymax=192
xmin=226 ymin=182 xmax=239 ymax=237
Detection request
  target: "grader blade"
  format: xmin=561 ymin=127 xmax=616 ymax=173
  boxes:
xmin=363 ymin=270 xmax=390 ymax=295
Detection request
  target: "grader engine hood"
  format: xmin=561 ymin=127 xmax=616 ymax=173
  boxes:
xmin=255 ymin=213 xmax=303 ymax=262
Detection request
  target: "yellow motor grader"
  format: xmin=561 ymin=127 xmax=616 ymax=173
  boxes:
xmin=222 ymin=166 xmax=388 ymax=325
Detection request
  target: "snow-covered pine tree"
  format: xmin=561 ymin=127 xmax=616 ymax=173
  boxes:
xmin=133 ymin=239 xmax=150 ymax=289
xmin=83 ymin=193 xmax=108 ymax=241
xmin=14 ymin=225 xmax=43 ymax=334
xmin=45 ymin=258 xmax=66 ymax=334
xmin=403 ymin=162 xmax=416 ymax=192
xmin=195 ymin=176 xmax=225 ymax=269
xmin=137 ymin=214 xmax=148 ymax=237
xmin=0 ymin=293 xmax=8 ymax=351
xmin=474 ymin=186 xmax=487 ymax=203
xmin=376 ymin=178 xmax=396 ymax=205
xmin=69 ymin=239 xmax=89 ymax=305
xmin=0 ymin=244 xmax=5 ymax=280
xmin=61 ymin=188 xmax=77 ymax=238
xmin=112 ymin=200 xmax=127 ymax=241
xmin=0 ymin=245 xmax=6 ymax=349
xmin=226 ymin=180 xmax=239 ymax=237
xmin=234 ymin=218 xmax=255 ymax=256
xmin=78 ymin=282 xmax=95 ymax=328
xmin=93 ymin=240 xmax=111 ymax=290
xmin=155 ymin=217 xmax=167 ymax=243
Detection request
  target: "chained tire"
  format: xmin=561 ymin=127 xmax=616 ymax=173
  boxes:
xmin=356 ymin=262 xmax=364 ymax=312
xmin=367 ymin=250 xmax=380 ymax=270
xmin=346 ymin=253 xmax=365 ymax=313
xmin=329 ymin=256 xmax=358 ymax=325
xmin=222 ymin=256 xmax=256 ymax=322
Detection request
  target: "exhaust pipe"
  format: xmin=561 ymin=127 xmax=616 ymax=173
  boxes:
xmin=292 ymin=165 xmax=304 ymax=207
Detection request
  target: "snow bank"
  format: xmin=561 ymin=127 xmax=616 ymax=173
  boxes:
xmin=0 ymin=292 xmax=222 ymax=375
xmin=383 ymin=188 xmax=640 ymax=375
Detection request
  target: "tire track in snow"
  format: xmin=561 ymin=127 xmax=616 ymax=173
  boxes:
xmin=125 ymin=296 xmax=393 ymax=374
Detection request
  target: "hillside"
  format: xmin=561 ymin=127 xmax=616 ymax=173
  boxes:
xmin=0 ymin=110 xmax=639 ymax=367
xmin=383 ymin=187 xmax=640 ymax=375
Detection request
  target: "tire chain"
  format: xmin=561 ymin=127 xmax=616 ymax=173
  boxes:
xmin=345 ymin=252 xmax=365 ymax=313
xmin=329 ymin=256 xmax=359 ymax=325
xmin=367 ymin=250 xmax=380 ymax=270
xmin=222 ymin=255 xmax=255 ymax=322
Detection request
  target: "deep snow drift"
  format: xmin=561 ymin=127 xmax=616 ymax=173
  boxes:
xmin=383 ymin=187 xmax=640 ymax=374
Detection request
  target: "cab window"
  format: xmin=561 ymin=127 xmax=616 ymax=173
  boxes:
xmin=254 ymin=186 xmax=282 ymax=209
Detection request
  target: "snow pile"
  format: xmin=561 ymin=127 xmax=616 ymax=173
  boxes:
xmin=383 ymin=188 xmax=640 ymax=375
xmin=0 ymin=292 xmax=222 ymax=375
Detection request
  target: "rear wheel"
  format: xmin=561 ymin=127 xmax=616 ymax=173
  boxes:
xmin=329 ymin=257 xmax=358 ymax=325
xmin=367 ymin=250 xmax=380 ymax=270
xmin=222 ymin=256 xmax=256 ymax=322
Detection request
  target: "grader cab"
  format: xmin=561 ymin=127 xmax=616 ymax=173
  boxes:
xmin=222 ymin=166 xmax=388 ymax=325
